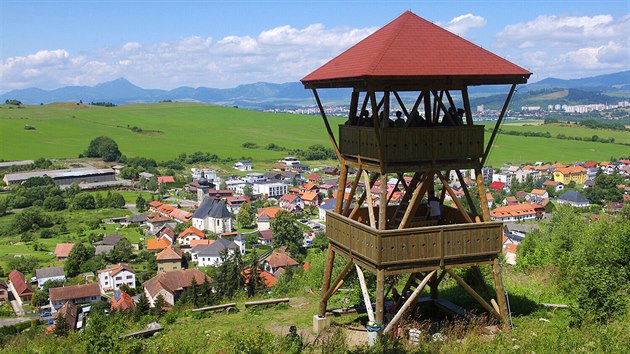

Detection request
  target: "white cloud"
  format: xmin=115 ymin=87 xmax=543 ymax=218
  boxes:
xmin=0 ymin=23 xmax=376 ymax=91
xmin=438 ymin=13 xmax=487 ymax=36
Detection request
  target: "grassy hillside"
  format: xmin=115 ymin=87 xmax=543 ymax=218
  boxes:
xmin=1 ymin=103 xmax=628 ymax=167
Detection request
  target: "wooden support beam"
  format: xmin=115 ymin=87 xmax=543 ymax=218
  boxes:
xmin=397 ymin=173 xmax=410 ymax=193
xmin=363 ymin=170 xmax=377 ymax=228
xmin=472 ymin=265 xmax=493 ymax=301
xmin=436 ymin=171 xmax=473 ymax=223
xmin=433 ymin=90 xmax=456 ymax=125
xmin=379 ymin=174 xmax=387 ymax=230
xmin=481 ymin=84 xmax=517 ymax=166
xmin=456 ymin=170 xmax=479 ymax=218
xmin=376 ymin=269 xmax=385 ymax=324
xmin=360 ymin=91 xmax=370 ymax=115
xmin=461 ymin=87 xmax=474 ymax=126
xmin=386 ymin=176 xmax=401 ymax=205
xmin=492 ymin=258 xmax=510 ymax=326
xmin=369 ymin=90 xmax=385 ymax=172
xmin=322 ymin=258 xmax=355 ymax=302
xmin=445 ymin=90 xmax=456 ymax=109
xmin=424 ymin=91 xmax=432 ymax=124
xmin=405 ymin=91 xmax=424 ymax=127
xmin=318 ymin=246 xmax=335 ymax=317
xmin=399 ymin=174 xmax=431 ymax=229
xmin=356 ymin=265 xmax=375 ymax=322
xmin=475 ymin=168 xmax=490 ymax=221
xmin=382 ymin=90 xmax=390 ymax=128
xmin=312 ymin=89 xmax=343 ymax=164
xmin=393 ymin=91 xmax=410 ymax=118
xmin=384 ymin=270 xmax=436 ymax=334
xmin=342 ymin=167 xmax=362 ymax=216
xmin=335 ymin=165 xmax=348 ymax=213
xmin=439 ymin=170 xmax=450 ymax=204
xmin=348 ymin=172 xmax=379 ymax=220
xmin=429 ymin=271 xmax=438 ymax=299
xmin=445 ymin=268 xmax=503 ymax=321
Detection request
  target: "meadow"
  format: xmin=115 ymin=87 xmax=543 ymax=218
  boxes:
xmin=1 ymin=103 xmax=628 ymax=168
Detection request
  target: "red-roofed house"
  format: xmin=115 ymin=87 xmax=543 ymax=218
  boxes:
xmin=147 ymin=238 xmax=172 ymax=251
xmin=8 ymin=270 xmax=34 ymax=303
xmin=489 ymin=181 xmax=505 ymax=192
xmin=156 ymin=246 xmax=183 ymax=273
xmin=256 ymin=207 xmax=283 ymax=231
xmin=490 ymin=203 xmax=544 ymax=222
xmin=553 ymin=166 xmax=587 ymax=184
xmin=178 ymin=226 xmax=206 ymax=247
xmin=301 ymin=191 xmax=320 ymax=206
xmin=143 ymin=269 xmax=212 ymax=307
xmin=111 ymin=289 xmax=135 ymax=313
xmin=242 ymin=267 xmax=276 ymax=288
xmin=300 ymin=182 xmax=320 ymax=194
xmin=263 ymin=251 xmax=299 ymax=276
xmin=54 ymin=243 xmax=74 ymax=260
xmin=49 ymin=283 xmax=101 ymax=311
xmin=157 ymin=176 xmax=175 ymax=184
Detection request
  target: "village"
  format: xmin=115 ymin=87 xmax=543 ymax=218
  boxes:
xmin=0 ymin=152 xmax=627 ymax=336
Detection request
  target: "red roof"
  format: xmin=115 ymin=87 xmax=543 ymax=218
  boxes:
xmin=49 ymin=283 xmax=100 ymax=303
xmin=147 ymin=238 xmax=171 ymax=251
xmin=178 ymin=226 xmax=205 ymax=239
xmin=9 ymin=270 xmax=34 ymax=297
xmin=54 ymin=243 xmax=74 ymax=258
xmin=157 ymin=176 xmax=175 ymax=184
xmin=302 ymin=11 xmax=530 ymax=88
xmin=264 ymin=251 xmax=299 ymax=269
xmin=489 ymin=181 xmax=505 ymax=191
xmin=111 ymin=290 xmax=135 ymax=312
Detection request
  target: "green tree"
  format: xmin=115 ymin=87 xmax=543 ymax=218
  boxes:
xmin=71 ymin=193 xmax=95 ymax=210
xmin=271 ymin=210 xmax=302 ymax=250
xmin=119 ymin=167 xmax=138 ymax=179
xmin=42 ymin=195 xmax=66 ymax=211
xmin=107 ymin=192 xmax=126 ymax=208
xmin=12 ymin=208 xmax=52 ymax=233
xmin=312 ymin=231 xmax=329 ymax=251
xmin=53 ymin=312 xmax=69 ymax=337
xmin=245 ymin=253 xmax=266 ymax=297
xmin=152 ymin=294 xmax=166 ymax=316
xmin=243 ymin=184 xmax=254 ymax=198
xmin=31 ymin=290 xmax=49 ymax=307
xmin=64 ymin=182 xmax=81 ymax=199
xmin=134 ymin=290 xmax=150 ymax=320
xmin=236 ymin=202 xmax=255 ymax=227
xmin=146 ymin=176 xmax=158 ymax=191
xmin=219 ymin=181 xmax=228 ymax=190
xmin=135 ymin=195 xmax=147 ymax=212
xmin=215 ymin=248 xmax=243 ymax=299
xmin=85 ymin=136 xmax=121 ymax=162
xmin=65 ymin=242 xmax=95 ymax=277
xmin=108 ymin=239 xmax=133 ymax=263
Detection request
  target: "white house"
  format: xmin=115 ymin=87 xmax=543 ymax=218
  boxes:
xmin=242 ymin=173 xmax=266 ymax=184
xmin=492 ymin=173 xmax=515 ymax=187
xmin=35 ymin=267 xmax=66 ymax=288
xmin=177 ymin=226 xmax=206 ymax=247
xmin=190 ymin=238 xmax=240 ymax=267
xmin=281 ymin=157 xmax=301 ymax=167
xmin=557 ymin=190 xmax=590 ymax=208
xmin=224 ymin=179 xmax=249 ymax=195
xmin=253 ymin=181 xmax=288 ymax=198
xmin=192 ymin=197 xmax=233 ymax=234
xmin=190 ymin=168 xmax=220 ymax=182
xmin=233 ymin=160 xmax=252 ymax=171
xmin=97 ymin=264 xmax=136 ymax=292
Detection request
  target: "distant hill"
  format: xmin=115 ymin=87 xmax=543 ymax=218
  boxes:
xmin=1 ymin=70 xmax=627 ymax=108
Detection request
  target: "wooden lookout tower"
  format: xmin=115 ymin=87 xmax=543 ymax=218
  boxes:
xmin=302 ymin=11 xmax=531 ymax=333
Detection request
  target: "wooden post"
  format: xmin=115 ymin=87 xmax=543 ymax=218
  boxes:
xmin=355 ymin=265 xmax=375 ymax=322
xmin=379 ymin=174 xmax=387 ymax=230
xmin=375 ymin=269 xmax=385 ymax=325
xmin=398 ymin=174 xmax=430 ymax=229
xmin=342 ymin=167 xmax=362 ymax=216
xmin=492 ymin=258 xmax=510 ymax=327
xmin=445 ymin=268 xmax=503 ymax=321
xmin=475 ymin=168 xmax=490 ymax=221
xmin=382 ymin=90 xmax=390 ymax=127
xmin=363 ymin=170 xmax=376 ymax=228
xmin=393 ymin=91 xmax=409 ymax=118
xmin=312 ymin=89 xmax=343 ymax=164
xmin=461 ymin=86 xmax=474 ymax=126
xmin=383 ymin=270 xmax=436 ymax=333
xmin=424 ymin=91 xmax=432 ymax=124
xmin=335 ymin=165 xmax=348 ymax=213
xmin=322 ymin=258 xmax=355 ymax=302
xmin=429 ymin=271 xmax=438 ymax=299
xmin=349 ymin=91 xmax=360 ymax=125
xmin=349 ymin=172 xmax=379 ymax=220
xmin=318 ymin=245 xmax=335 ymax=317
xmin=481 ymin=84 xmax=516 ymax=166
xmin=405 ymin=91 xmax=424 ymax=127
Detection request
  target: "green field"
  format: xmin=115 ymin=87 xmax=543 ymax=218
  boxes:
xmin=1 ymin=103 xmax=628 ymax=167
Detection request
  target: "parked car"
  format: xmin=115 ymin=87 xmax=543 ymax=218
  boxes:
xmin=39 ymin=312 xmax=51 ymax=318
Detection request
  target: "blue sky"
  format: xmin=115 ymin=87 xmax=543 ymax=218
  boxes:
xmin=1 ymin=0 xmax=628 ymax=92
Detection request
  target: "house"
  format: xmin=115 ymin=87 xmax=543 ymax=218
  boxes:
xmin=504 ymin=196 xmax=518 ymax=206
xmin=156 ymin=246 xmax=183 ymax=273
xmin=490 ymin=203 xmax=545 ymax=222
xmin=242 ymin=267 xmax=277 ymax=288
xmin=125 ymin=214 xmax=148 ymax=226
xmin=256 ymin=206 xmax=283 ymax=231
xmin=191 ymin=197 xmax=233 ymax=234
xmin=225 ymin=195 xmax=251 ymax=214
xmin=97 ymin=264 xmax=136 ymax=292
xmin=233 ymin=160 xmax=252 ymax=171
xmin=102 ymin=234 xmax=127 ymax=246
xmin=253 ymin=181 xmax=288 ymax=198
xmin=190 ymin=238 xmax=240 ymax=267
xmin=111 ymin=289 xmax=135 ymax=313
xmin=485 ymin=193 xmax=494 ymax=210
xmin=157 ymin=176 xmax=175 ymax=184
xmin=0 ymin=281 xmax=9 ymax=302
xmin=154 ymin=225 xmax=176 ymax=243
xmin=54 ymin=243 xmax=74 ymax=260
xmin=257 ymin=229 xmax=273 ymax=246
xmin=242 ymin=173 xmax=266 ymax=184
xmin=147 ymin=238 xmax=172 ymax=251
xmin=553 ymin=166 xmax=587 ymax=185
xmin=143 ymin=269 xmax=212 ymax=307
xmin=318 ymin=198 xmax=336 ymax=221
xmin=177 ymin=226 xmax=206 ymax=247
xmin=49 ymin=283 xmax=101 ymax=311
xmin=323 ymin=166 xmax=340 ymax=175
xmin=604 ymin=202 xmax=624 ymax=213
xmin=489 ymin=181 xmax=506 ymax=192
xmin=557 ymin=190 xmax=590 ymax=207
xmin=262 ymin=251 xmax=299 ymax=276
xmin=492 ymin=173 xmax=514 ymax=187
xmin=503 ymin=222 xmax=540 ymax=243
xmin=8 ymin=269 xmax=34 ymax=303
xmin=169 ymin=208 xmax=193 ymax=224
xmin=46 ymin=301 xmax=79 ymax=333
xmin=527 ymin=189 xmax=548 ymax=201
xmin=281 ymin=157 xmax=301 ymax=167
xmin=147 ymin=213 xmax=171 ymax=232
xmin=264 ymin=172 xmax=282 ymax=181
xmin=300 ymin=182 xmax=320 ymax=194
xmin=279 ymin=194 xmax=304 ymax=212
xmin=35 ymin=266 xmax=66 ymax=288
xmin=542 ymin=180 xmax=564 ymax=192
xmin=301 ymin=191 xmax=320 ymax=206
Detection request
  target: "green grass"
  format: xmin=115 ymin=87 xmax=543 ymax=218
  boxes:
xmin=1 ymin=103 xmax=628 ymax=167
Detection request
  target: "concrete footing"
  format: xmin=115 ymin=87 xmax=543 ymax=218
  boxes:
xmin=313 ymin=315 xmax=331 ymax=334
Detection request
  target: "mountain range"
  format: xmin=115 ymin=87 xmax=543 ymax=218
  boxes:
xmin=1 ymin=70 xmax=628 ymax=109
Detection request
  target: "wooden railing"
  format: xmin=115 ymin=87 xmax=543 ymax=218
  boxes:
xmin=338 ymin=125 xmax=484 ymax=163
xmin=326 ymin=211 xmax=502 ymax=267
